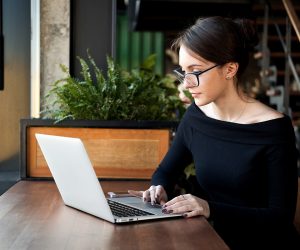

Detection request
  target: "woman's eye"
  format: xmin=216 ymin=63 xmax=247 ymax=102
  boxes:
xmin=192 ymin=68 xmax=202 ymax=72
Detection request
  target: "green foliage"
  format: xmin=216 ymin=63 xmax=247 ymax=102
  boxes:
xmin=42 ymin=53 xmax=186 ymax=122
xmin=184 ymin=163 xmax=196 ymax=179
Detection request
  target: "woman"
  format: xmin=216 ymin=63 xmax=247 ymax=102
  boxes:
xmin=130 ymin=16 xmax=300 ymax=249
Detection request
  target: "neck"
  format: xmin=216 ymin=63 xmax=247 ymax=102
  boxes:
xmin=210 ymin=92 xmax=249 ymax=123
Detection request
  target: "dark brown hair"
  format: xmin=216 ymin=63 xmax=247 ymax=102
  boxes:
xmin=172 ymin=16 xmax=258 ymax=81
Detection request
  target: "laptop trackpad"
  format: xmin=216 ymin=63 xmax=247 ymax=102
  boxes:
xmin=110 ymin=197 xmax=164 ymax=215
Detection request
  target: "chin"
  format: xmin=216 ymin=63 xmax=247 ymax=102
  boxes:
xmin=194 ymin=98 xmax=210 ymax=107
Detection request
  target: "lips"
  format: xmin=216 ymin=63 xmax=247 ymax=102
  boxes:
xmin=191 ymin=93 xmax=201 ymax=98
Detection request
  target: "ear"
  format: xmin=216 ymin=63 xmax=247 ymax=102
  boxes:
xmin=224 ymin=62 xmax=239 ymax=80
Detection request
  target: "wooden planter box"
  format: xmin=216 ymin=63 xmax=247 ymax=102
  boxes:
xmin=20 ymin=119 xmax=178 ymax=180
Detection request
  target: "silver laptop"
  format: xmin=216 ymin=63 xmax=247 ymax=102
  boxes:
xmin=35 ymin=133 xmax=182 ymax=223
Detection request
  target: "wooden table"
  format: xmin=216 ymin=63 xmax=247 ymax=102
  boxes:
xmin=0 ymin=181 xmax=229 ymax=250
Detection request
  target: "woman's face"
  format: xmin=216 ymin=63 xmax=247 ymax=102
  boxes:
xmin=178 ymin=45 xmax=229 ymax=106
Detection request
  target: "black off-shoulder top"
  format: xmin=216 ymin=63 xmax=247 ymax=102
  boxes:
xmin=152 ymin=102 xmax=300 ymax=249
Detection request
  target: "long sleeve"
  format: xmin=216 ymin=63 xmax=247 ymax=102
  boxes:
xmin=151 ymin=113 xmax=193 ymax=195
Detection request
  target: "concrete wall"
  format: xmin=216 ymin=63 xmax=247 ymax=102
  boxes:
xmin=40 ymin=0 xmax=70 ymax=106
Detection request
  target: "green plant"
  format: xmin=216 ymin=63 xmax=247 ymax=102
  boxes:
xmin=184 ymin=163 xmax=196 ymax=179
xmin=42 ymin=53 xmax=186 ymax=122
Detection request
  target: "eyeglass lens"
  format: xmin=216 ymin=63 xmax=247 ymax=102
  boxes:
xmin=184 ymin=73 xmax=198 ymax=86
xmin=174 ymin=72 xmax=198 ymax=86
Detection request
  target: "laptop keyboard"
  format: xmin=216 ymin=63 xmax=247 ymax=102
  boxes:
xmin=107 ymin=199 xmax=154 ymax=217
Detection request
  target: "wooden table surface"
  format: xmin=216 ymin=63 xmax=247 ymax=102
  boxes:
xmin=0 ymin=180 xmax=229 ymax=250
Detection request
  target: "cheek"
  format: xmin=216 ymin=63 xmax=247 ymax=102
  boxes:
xmin=194 ymin=79 xmax=226 ymax=104
xmin=202 ymin=77 xmax=221 ymax=94
xmin=205 ymin=83 xmax=224 ymax=97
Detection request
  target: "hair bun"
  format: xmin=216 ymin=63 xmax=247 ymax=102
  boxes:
xmin=234 ymin=18 xmax=259 ymax=51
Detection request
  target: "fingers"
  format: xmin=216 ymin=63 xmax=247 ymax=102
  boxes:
xmin=128 ymin=186 xmax=168 ymax=205
xmin=156 ymin=186 xmax=167 ymax=205
xmin=127 ymin=189 xmax=152 ymax=203
xmin=164 ymin=194 xmax=190 ymax=207
xmin=162 ymin=194 xmax=210 ymax=219
xmin=183 ymin=210 xmax=204 ymax=218
xmin=142 ymin=188 xmax=150 ymax=202
xmin=129 ymin=190 xmax=210 ymax=218
xmin=148 ymin=185 xmax=165 ymax=205
xmin=149 ymin=186 xmax=156 ymax=205
xmin=127 ymin=190 xmax=143 ymax=197
xmin=137 ymin=185 xmax=168 ymax=205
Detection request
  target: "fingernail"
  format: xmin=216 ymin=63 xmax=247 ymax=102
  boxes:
xmin=162 ymin=209 xmax=173 ymax=214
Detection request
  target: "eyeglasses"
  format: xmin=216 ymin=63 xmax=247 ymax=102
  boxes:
xmin=173 ymin=64 xmax=219 ymax=87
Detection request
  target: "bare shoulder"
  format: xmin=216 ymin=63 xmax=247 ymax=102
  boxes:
xmin=246 ymin=100 xmax=284 ymax=123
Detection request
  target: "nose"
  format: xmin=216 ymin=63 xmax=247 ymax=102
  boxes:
xmin=182 ymin=81 xmax=194 ymax=89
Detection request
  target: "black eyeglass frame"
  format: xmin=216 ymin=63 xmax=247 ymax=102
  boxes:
xmin=173 ymin=64 xmax=220 ymax=87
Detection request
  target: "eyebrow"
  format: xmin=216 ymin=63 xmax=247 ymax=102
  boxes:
xmin=180 ymin=64 xmax=203 ymax=69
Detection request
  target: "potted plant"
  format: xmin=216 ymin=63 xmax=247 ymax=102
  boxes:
xmin=21 ymin=53 xmax=186 ymax=180
xmin=42 ymin=53 xmax=185 ymax=122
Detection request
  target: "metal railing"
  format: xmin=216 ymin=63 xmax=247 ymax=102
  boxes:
xmin=282 ymin=0 xmax=300 ymax=42
xmin=263 ymin=0 xmax=300 ymax=114
xmin=281 ymin=0 xmax=300 ymax=112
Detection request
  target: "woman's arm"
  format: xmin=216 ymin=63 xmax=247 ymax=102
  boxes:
xmin=151 ymin=120 xmax=194 ymax=195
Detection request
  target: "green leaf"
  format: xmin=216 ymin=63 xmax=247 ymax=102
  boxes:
xmin=41 ymin=52 xmax=187 ymax=122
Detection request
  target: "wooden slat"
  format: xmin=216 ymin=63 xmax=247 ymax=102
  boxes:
xmin=27 ymin=127 xmax=170 ymax=179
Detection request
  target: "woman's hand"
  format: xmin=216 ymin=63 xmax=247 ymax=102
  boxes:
xmin=128 ymin=185 xmax=168 ymax=205
xmin=162 ymin=194 xmax=210 ymax=219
